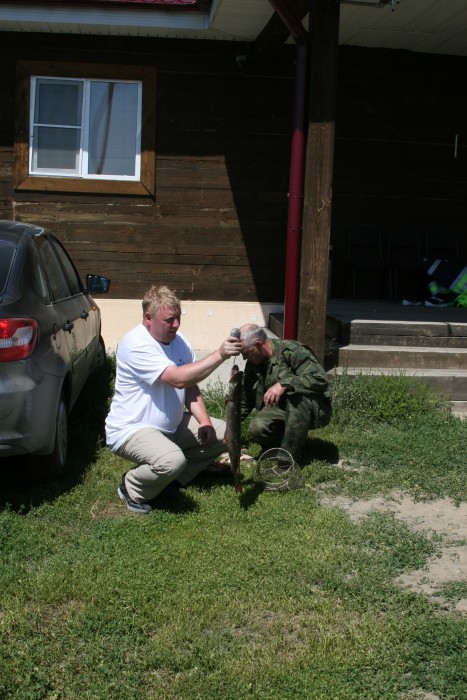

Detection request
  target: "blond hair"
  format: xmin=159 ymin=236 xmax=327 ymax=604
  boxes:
xmin=142 ymin=286 xmax=181 ymax=316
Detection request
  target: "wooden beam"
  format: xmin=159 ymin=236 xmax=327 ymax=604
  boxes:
xmin=255 ymin=0 xmax=311 ymax=54
xmin=297 ymin=0 xmax=340 ymax=362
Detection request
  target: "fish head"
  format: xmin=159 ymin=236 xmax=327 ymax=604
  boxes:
xmin=225 ymin=365 xmax=243 ymax=400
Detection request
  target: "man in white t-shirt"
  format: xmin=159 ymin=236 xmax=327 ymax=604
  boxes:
xmin=105 ymin=285 xmax=241 ymax=513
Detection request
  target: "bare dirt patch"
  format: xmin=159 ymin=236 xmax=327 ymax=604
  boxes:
xmin=319 ymin=491 xmax=467 ymax=615
xmin=90 ymin=499 xmax=128 ymax=520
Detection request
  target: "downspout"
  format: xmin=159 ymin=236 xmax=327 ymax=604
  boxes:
xmin=267 ymin=0 xmax=308 ymax=339
xmin=284 ymin=43 xmax=307 ymax=339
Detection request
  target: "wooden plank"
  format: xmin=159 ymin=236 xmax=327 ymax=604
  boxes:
xmin=63 ymin=241 xmax=284 ymax=260
xmin=157 ymin=132 xmax=291 ymax=163
xmin=104 ymin=280 xmax=263 ymax=302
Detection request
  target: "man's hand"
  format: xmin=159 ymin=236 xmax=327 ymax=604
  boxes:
xmin=219 ymin=337 xmax=242 ymax=360
xmin=198 ymin=424 xmax=217 ymax=446
xmin=263 ymin=382 xmax=288 ymax=407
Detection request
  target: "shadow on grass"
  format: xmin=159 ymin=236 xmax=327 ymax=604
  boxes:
xmin=239 ymin=480 xmax=265 ymax=508
xmin=302 ymin=436 xmax=340 ymax=466
xmin=0 ymin=358 xmax=115 ymax=514
xmin=193 ymin=470 xmax=265 ymax=510
xmin=151 ymin=482 xmax=200 ymax=514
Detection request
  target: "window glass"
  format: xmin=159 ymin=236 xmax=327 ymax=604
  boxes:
xmin=32 ymin=79 xmax=83 ymax=173
xmin=88 ymin=81 xmax=139 ymax=176
xmin=49 ymin=237 xmax=83 ymax=296
xmin=34 ymin=79 xmax=82 ymax=126
xmin=0 ymin=245 xmax=15 ymax=294
xmin=33 ymin=126 xmax=81 ymax=172
xmin=36 ymin=237 xmax=72 ymax=301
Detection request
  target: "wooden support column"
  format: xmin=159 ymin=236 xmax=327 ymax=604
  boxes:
xmin=297 ymin=0 xmax=340 ymax=362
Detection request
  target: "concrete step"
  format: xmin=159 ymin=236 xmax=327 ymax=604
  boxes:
xmin=348 ymin=321 xmax=467 ymax=348
xmin=328 ymin=366 xmax=467 ymax=402
xmin=337 ymin=344 xmax=467 ymax=370
xmin=271 ymin=307 xmax=467 ymax=403
xmin=329 ymin=319 xmax=467 ymax=348
xmin=451 ymin=401 xmax=467 ymax=419
xmin=269 ymin=313 xmax=284 ymax=338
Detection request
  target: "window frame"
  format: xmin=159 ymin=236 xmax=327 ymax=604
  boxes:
xmin=15 ymin=61 xmax=156 ymax=197
xmin=30 ymin=76 xmax=142 ymax=181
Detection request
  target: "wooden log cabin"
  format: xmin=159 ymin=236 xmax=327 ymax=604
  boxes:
xmin=0 ymin=0 xmax=466 ymax=355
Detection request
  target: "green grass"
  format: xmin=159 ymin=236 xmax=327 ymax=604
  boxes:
xmin=306 ymin=371 xmax=467 ymax=503
xmin=0 ymin=364 xmax=466 ymax=699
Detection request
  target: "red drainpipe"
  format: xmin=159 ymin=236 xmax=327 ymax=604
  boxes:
xmin=267 ymin=1 xmax=308 ymax=339
xmin=284 ymin=43 xmax=307 ymax=339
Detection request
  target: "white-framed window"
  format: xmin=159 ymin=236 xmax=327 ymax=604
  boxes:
xmin=29 ymin=76 xmax=142 ymax=180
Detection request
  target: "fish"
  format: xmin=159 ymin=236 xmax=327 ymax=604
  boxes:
xmin=224 ymin=364 xmax=244 ymax=494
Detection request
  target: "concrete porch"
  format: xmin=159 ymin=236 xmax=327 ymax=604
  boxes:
xmin=270 ymin=300 xmax=467 ymax=418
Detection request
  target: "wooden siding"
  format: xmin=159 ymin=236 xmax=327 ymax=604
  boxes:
xmin=0 ymin=34 xmax=466 ymax=302
xmin=1 ymin=33 xmax=293 ymax=302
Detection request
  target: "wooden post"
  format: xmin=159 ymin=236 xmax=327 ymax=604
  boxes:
xmin=297 ymin=0 xmax=340 ymax=362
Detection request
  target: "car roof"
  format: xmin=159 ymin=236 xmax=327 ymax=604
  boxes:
xmin=0 ymin=220 xmax=47 ymax=246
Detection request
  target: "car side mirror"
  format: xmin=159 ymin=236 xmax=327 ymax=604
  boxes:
xmin=86 ymin=274 xmax=111 ymax=294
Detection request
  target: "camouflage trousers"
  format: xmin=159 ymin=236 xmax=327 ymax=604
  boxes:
xmin=248 ymin=393 xmax=332 ymax=462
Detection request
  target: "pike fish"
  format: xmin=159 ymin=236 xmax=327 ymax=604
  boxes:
xmin=224 ymin=364 xmax=244 ymax=494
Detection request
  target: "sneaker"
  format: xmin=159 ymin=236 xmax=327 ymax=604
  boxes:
xmin=117 ymin=473 xmax=152 ymax=514
xmin=424 ymin=297 xmax=448 ymax=307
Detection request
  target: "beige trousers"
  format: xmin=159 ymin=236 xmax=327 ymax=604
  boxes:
xmin=115 ymin=413 xmax=226 ymax=503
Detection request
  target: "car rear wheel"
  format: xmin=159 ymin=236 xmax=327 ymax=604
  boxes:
xmin=46 ymin=392 xmax=68 ymax=476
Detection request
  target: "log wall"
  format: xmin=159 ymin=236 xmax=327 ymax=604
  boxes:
xmin=0 ymin=34 xmax=466 ymax=302
xmin=0 ymin=33 xmax=294 ymax=302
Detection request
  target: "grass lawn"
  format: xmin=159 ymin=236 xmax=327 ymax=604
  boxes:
xmin=1 ymin=362 xmax=466 ymax=700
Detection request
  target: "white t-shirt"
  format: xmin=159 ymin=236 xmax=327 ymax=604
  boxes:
xmin=105 ymin=323 xmax=195 ymax=451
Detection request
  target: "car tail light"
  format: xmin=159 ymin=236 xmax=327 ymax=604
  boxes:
xmin=0 ymin=319 xmax=38 ymax=362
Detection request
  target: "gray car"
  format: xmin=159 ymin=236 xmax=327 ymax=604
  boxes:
xmin=0 ymin=220 xmax=110 ymax=474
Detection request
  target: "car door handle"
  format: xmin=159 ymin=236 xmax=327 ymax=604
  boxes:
xmin=80 ymin=310 xmax=89 ymax=319
xmin=63 ymin=321 xmax=74 ymax=333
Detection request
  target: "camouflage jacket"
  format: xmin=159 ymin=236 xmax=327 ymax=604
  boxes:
xmin=241 ymin=339 xmax=330 ymax=417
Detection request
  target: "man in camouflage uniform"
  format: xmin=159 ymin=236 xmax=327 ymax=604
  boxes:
xmin=238 ymin=324 xmax=332 ymax=464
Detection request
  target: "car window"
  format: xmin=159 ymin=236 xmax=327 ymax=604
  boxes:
xmin=0 ymin=244 xmax=16 ymax=294
xmin=36 ymin=236 xmax=72 ymax=301
xmin=32 ymin=249 xmax=51 ymax=302
xmin=49 ymin=237 xmax=83 ymax=296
